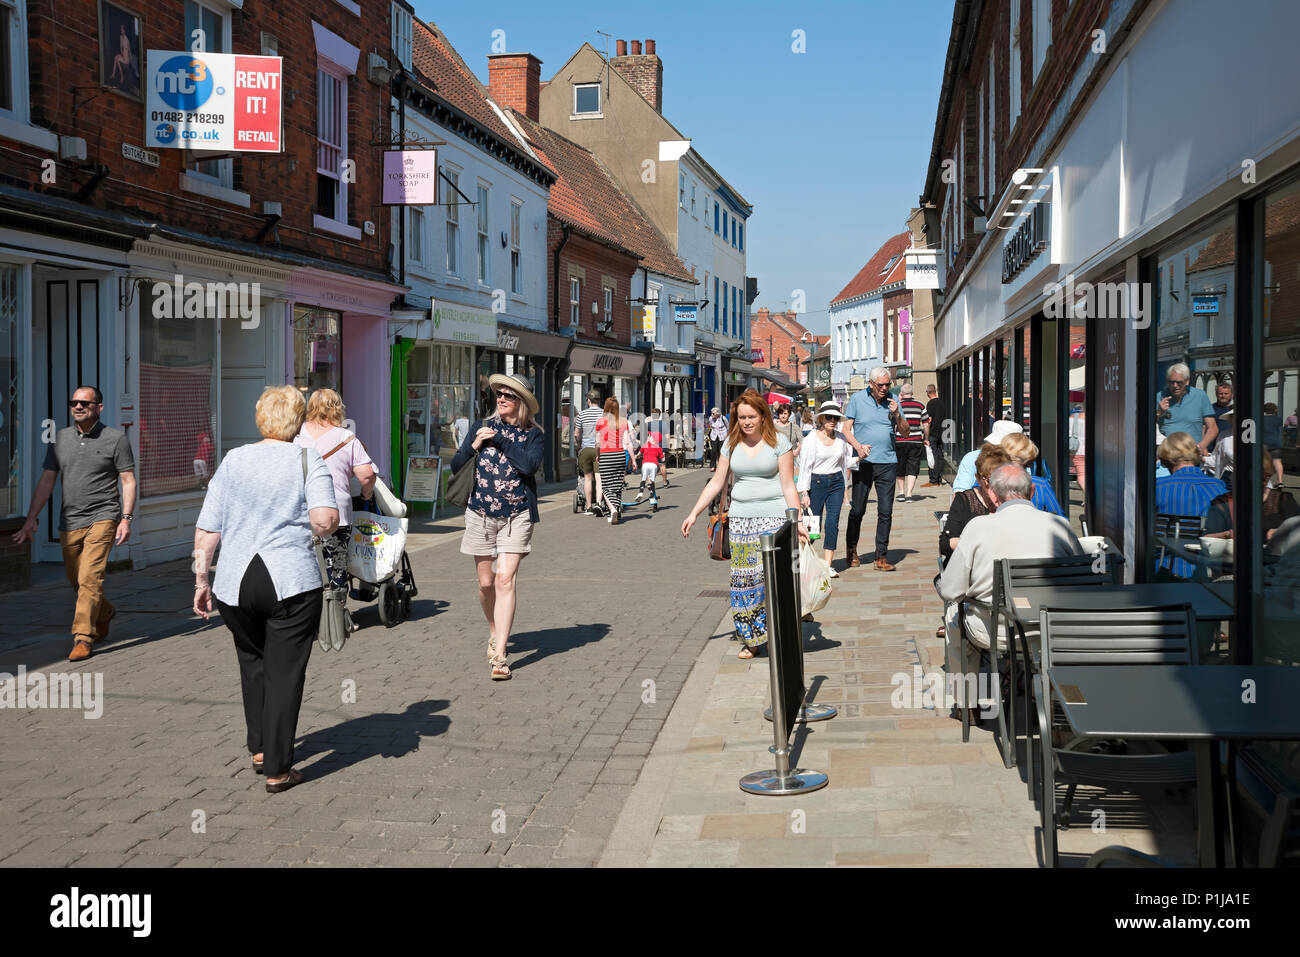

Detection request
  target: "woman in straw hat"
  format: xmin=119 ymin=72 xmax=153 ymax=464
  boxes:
xmin=796 ymin=401 xmax=855 ymax=577
xmin=450 ymin=372 xmax=545 ymax=680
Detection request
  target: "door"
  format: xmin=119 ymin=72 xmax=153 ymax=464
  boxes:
xmin=31 ymin=270 xmax=108 ymax=563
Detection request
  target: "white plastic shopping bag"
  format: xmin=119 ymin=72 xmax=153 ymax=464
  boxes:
xmin=925 ymin=443 xmax=935 ymax=470
xmin=798 ymin=541 xmax=832 ymax=615
xmin=347 ymin=513 xmax=408 ymax=583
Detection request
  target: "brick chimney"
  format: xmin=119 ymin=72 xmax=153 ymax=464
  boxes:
xmin=487 ymin=53 xmax=543 ymax=122
xmin=609 ymin=37 xmax=663 ymax=113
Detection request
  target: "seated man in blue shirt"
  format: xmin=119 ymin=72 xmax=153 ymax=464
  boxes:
xmin=1156 ymin=362 xmax=1218 ymax=457
xmin=841 ymin=367 xmax=909 ymax=571
xmin=1154 ymin=431 xmax=1226 ymax=579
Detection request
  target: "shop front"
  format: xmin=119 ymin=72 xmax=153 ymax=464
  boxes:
xmin=650 ymin=357 xmax=696 ymax=433
xmin=721 ymin=367 xmax=748 ymax=406
xmin=562 ymin=344 xmax=648 ymax=465
xmin=481 ymin=323 xmax=572 ymax=482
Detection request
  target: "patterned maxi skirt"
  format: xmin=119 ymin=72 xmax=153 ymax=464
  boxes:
xmin=598 ymin=451 xmax=626 ymax=510
xmin=729 ymin=515 xmax=786 ymax=648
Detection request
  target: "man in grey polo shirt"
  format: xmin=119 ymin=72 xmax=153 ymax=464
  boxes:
xmin=841 ymin=366 xmax=909 ymax=571
xmin=13 ymin=386 xmax=137 ymax=661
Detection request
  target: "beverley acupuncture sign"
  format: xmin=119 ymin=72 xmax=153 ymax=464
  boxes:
xmin=145 ymin=51 xmax=283 ymax=152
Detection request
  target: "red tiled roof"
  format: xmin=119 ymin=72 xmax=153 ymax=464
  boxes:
xmin=509 ymin=111 xmax=695 ymax=283
xmin=830 ymin=231 xmax=912 ymax=306
xmin=412 ymin=22 xmax=524 ymax=151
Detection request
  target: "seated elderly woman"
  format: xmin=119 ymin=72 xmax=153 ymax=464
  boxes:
xmin=1155 ymin=431 xmax=1226 ymax=579
xmin=999 ymin=433 xmax=1066 ymax=517
xmin=940 ymin=443 xmax=1012 ymax=567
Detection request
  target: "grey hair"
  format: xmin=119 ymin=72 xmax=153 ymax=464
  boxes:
xmin=869 ymin=366 xmax=891 ymax=383
xmin=900 ymin=383 xmax=914 ymax=397
xmin=1166 ymin=362 xmax=1191 ymax=382
xmin=926 ymin=383 xmax=937 ymax=394
xmin=988 ymin=463 xmax=1033 ymax=501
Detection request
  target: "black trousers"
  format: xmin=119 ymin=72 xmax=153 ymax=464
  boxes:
xmin=845 ymin=461 xmax=897 ymax=560
xmin=928 ymin=435 xmax=947 ymax=483
xmin=215 ymin=555 xmax=321 ymax=777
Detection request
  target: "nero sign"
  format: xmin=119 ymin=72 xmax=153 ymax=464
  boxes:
xmin=145 ymin=51 xmax=283 ymax=152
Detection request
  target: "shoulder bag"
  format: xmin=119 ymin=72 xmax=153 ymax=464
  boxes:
xmin=707 ymin=473 xmax=733 ymax=561
xmin=445 ymin=420 xmax=480 ymax=509
xmin=302 ymin=449 xmax=351 ymax=653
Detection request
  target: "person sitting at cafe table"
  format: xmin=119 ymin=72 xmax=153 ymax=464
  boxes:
xmin=1155 ymin=431 xmax=1226 ymax=579
xmin=1156 ymin=363 xmax=1218 ymax=456
xmin=1203 ymin=449 xmax=1300 ymax=542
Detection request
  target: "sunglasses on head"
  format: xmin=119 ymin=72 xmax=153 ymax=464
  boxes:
xmin=68 ymin=399 xmax=97 ymax=408
xmin=495 ymin=389 xmax=519 ymax=402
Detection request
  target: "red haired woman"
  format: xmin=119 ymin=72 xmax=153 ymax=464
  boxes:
xmin=682 ymin=390 xmax=806 ymax=658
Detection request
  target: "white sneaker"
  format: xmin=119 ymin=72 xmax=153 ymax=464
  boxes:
xmin=829 ymin=568 xmax=840 ymax=578
xmin=635 ymin=492 xmax=644 ymax=503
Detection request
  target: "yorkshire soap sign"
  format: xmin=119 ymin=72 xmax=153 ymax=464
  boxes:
xmin=145 ymin=51 xmax=283 ymax=151
xmin=383 ymin=150 xmax=438 ymax=205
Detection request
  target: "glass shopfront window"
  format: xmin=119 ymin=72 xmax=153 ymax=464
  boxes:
xmin=405 ymin=343 xmax=473 ymax=460
xmin=141 ymin=285 xmax=217 ymax=497
xmin=1151 ymin=214 xmax=1235 ymax=593
xmin=1068 ymin=317 xmax=1086 ymax=529
xmin=292 ymin=306 xmax=341 ymax=394
xmin=1 ymin=266 xmax=20 ymax=517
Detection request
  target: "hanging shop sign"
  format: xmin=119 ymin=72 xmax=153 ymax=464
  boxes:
xmin=904 ymin=248 xmax=942 ymax=290
xmin=899 ymin=307 xmax=912 ymax=333
xmin=383 ymin=150 xmax=438 ymax=205
xmin=815 ymin=366 xmax=831 ymax=386
xmin=431 ymin=302 xmax=497 ymax=345
xmin=145 ymin=51 xmax=283 ymax=151
xmin=673 ymin=304 xmax=697 ymax=323
xmin=632 ymin=304 xmax=657 ymax=339
xmin=1192 ymin=294 xmax=1220 ymax=316
xmin=750 ymin=349 xmax=766 ymax=363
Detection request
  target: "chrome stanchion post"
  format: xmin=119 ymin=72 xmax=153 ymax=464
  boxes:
xmin=740 ymin=513 xmax=829 ymax=796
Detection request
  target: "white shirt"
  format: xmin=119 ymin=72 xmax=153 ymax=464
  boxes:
xmin=796 ymin=431 xmax=853 ymax=492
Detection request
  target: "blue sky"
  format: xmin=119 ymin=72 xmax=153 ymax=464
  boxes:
xmin=413 ymin=0 xmax=955 ymax=336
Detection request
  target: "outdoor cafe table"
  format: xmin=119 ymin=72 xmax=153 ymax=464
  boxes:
xmin=1047 ymin=665 xmax=1300 ymax=866
xmin=1007 ymin=582 xmax=1234 ymax=627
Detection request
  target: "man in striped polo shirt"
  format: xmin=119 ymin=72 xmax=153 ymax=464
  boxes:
xmin=575 ymin=390 xmax=605 ymax=515
xmin=894 ymin=383 xmax=927 ymax=502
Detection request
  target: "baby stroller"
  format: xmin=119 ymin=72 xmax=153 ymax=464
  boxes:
xmin=348 ymin=477 xmax=418 ymax=627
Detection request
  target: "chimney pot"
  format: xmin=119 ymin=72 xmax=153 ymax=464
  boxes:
xmin=645 ymin=39 xmax=656 ymax=55
xmin=629 ymin=40 xmax=642 ymax=55
xmin=616 ymin=39 xmax=627 ymax=57
xmin=487 ymin=52 xmax=544 ymax=123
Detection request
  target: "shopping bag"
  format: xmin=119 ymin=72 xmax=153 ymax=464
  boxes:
xmin=798 ymin=541 xmax=832 ymax=615
xmin=925 ymin=443 xmax=935 ymax=470
xmin=802 ymin=507 xmax=821 ymax=540
xmin=347 ymin=513 xmax=409 ymax=583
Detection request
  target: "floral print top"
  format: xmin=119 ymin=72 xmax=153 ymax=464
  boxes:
xmin=467 ymin=421 xmax=532 ymax=518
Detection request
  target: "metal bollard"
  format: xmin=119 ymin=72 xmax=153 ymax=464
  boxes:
xmin=740 ymin=510 xmax=829 ymax=795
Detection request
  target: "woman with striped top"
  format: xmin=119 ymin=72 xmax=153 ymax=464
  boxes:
xmin=596 ymin=397 xmax=630 ymax=525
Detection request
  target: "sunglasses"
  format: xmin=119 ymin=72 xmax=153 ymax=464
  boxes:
xmin=1167 ymin=378 xmax=1188 ymax=386
xmin=495 ymin=390 xmax=520 ymax=402
xmin=68 ymin=399 xmax=98 ymax=408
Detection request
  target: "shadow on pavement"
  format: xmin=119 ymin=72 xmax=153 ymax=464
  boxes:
xmin=801 ymin=620 xmax=841 ymax=653
xmin=505 ymin=623 xmax=611 ymax=672
xmin=294 ymin=698 xmax=451 ymax=776
xmin=347 ymin=597 xmax=449 ymax=631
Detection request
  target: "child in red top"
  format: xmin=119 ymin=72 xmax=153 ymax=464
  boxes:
xmin=635 ymin=431 xmax=665 ymax=504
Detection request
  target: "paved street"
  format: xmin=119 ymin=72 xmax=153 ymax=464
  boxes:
xmin=0 ymin=467 xmax=729 ymax=868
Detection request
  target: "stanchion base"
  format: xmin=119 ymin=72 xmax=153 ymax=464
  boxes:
xmin=763 ymin=703 xmax=838 ymax=723
xmin=739 ymin=769 xmax=829 ymax=795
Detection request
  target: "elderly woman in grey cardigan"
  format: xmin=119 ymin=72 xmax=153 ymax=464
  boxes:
xmin=193 ymin=385 xmax=338 ymax=794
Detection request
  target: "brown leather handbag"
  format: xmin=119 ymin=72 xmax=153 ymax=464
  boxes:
xmin=707 ymin=476 xmax=732 ymax=561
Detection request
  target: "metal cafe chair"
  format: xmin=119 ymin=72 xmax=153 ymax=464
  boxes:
xmin=1035 ymin=604 xmax=1198 ymax=868
xmin=1154 ymin=512 xmax=1204 ymax=569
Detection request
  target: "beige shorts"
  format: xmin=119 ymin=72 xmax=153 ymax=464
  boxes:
xmin=460 ymin=508 xmax=534 ymax=556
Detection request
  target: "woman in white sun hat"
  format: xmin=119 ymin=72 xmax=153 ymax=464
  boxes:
xmin=797 ymin=401 xmax=855 ymax=576
xmin=450 ymin=372 xmax=544 ymax=680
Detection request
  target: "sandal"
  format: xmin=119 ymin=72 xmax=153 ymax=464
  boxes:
xmin=252 ymin=756 xmax=265 ymax=775
xmin=489 ymin=653 xmax=512 ymax=680
xmin=738 ymin=645 xmax=765 ymax=660
xmin=264 ymin=768 xmax=304 ymax=794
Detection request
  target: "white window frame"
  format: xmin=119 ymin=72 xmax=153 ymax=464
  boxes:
xmin=408 ymin=204 xmax=425 ymax=267
xmin=690 ymin=183 xmax=696 ymax=215
xmin=392 ymin=3 xmax=413 ymax=71
xmin=573 ymin=83 xmax=601 ymax=116
xmin=315 ymin=65 xmax=348 ymax=224
xmin=311 ymin=20 xmax=361 ymax=239
xmin=569 ymin=277 xmax=581 ymax=327
xmin=679 ymin=172 xmax=686 ymax=210
xmin=1010 ymin=0 xmax=1023 ymax=128
xmin=988 ymin=49 xmax=997 ymax=202
xmin=977 ymin=82 xmax=985 ymax=215
xmin=444 ymin=167 xmax=461 ymax=276
xmin=184 ymin=0 xmax=234 ymax=189
xmin=476 ymin=183 xmax=490 ymax=285
xmin=1032 ymin=0 xmax=1052 ymax=81
xmin=603 ymin=286 xmax=614 ymax=333
xmin=510 ymin=199 xmax=522 ymax=294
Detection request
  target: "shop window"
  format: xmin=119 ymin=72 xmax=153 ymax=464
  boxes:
xmin=0 ymin=265 xmax=19 ymax=516
xmin=444 ymin=168 xmax=460 ymax=275
xmin=404 ymin=343 xmax=472 ymax=459
xmin=1151 ymin=213 xmax=1235 ymax=591
xmin=1067 ymin=319 xmax=1086 ymax=529
xmin=141 ymin=286 xmax=218 ymax=497
xmin=293 ymin=306 xmax=341 ymax=399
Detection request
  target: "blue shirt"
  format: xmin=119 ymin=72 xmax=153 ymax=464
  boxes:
xmin=451 ymin=418 xmax=545 ymax=522
xmin=1157 ymin=386 xmax=1215 ymax=442
xmin=952 ymin=449 xmax=979 ymax=492
xmin=1032 ymin=476 xmax=1066 ymax=517
xmin=844 ymin=388 xmax=898 ymax=464
xmin=1154 ymin=465 xmax=1227 ymax=578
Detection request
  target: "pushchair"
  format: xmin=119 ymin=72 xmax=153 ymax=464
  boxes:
xmin=347 ymin=477 xmax=418 ymax=627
